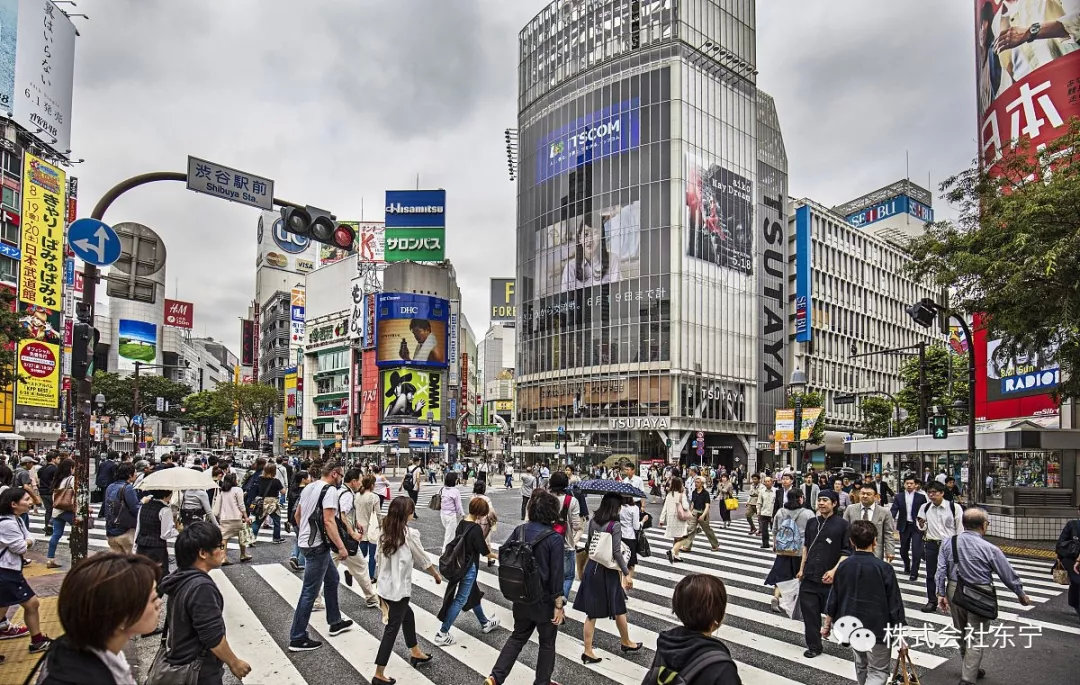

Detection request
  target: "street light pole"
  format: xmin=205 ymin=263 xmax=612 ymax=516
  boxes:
xmin=788 ymin=369 xmax=808 ymax=472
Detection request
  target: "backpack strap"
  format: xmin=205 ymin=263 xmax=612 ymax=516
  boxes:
xmin=679 ymin=648 xmax=732 ymax=682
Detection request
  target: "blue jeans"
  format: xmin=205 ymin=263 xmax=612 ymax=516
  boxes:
xmin=289 ymin=546 xmax=341 ymax=642
xmin=505 ymin=474 xmax=513 ymax=488
xmin=359 ymin=541 xmax=377 ymax=580
xmin=562 ymin=548 xmax=575 ymax=600
xmin=48 ymin=511 xmax=74 ymax=558
xmin=439 ymin=563 xmax=488 ymax=634
xmin=252 ymin=511 xmax=281 ymax=541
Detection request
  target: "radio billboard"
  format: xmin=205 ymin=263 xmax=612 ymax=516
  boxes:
xmin=490 ymin=278 xmax=516 ymax=322
xmin=374 ymin=293 xmax=449 ymax=368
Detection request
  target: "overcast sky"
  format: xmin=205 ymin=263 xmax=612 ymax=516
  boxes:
xmin=69 ymin=1 xmax=977 ymax=358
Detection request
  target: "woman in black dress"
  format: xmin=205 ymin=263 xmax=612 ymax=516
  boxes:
xmin=573 ymin=493 xmax=641 ymax=664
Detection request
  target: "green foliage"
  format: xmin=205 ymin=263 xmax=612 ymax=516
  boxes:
xmin=785 ymin=391 xmax=825 ymax=445
xmin=907 ymin=119 xmax=1080 ymax=400
xmin=183 ymin=390 xmax=236 ymax=447
xmin=91 ymin=371 xmax=192 ymax=421
xmin=858 ymin=396 xmax=896 ymax=438
xmin=218 ymin=382 xmax=279 ymax=443
xmin=894 ymin=345 xmax=969 ymax=433
xmin=0 ymin=289 xmax=27 ymax=388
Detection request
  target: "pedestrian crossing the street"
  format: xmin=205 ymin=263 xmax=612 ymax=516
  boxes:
xmin=190 ymin=494 xmax=1075 ymax=685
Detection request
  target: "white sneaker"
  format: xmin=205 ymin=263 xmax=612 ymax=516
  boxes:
xmin=433 ymin=631 xmax=454 ymax=646
xmin=313 ymin=598 xmax=325 ymax=611
xmin=366 ymin=597 xmax=379 ymax=608
xmin=481 ymin=618 xmax=500 ymax=634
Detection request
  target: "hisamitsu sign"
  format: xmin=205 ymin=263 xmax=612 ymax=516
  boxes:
xmin=186 ymin=156 xmax=274 ymax=210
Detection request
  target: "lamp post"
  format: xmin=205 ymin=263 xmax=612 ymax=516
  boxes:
xmin=789 ymin=369 xmax=808 ymax=471
xmin=906 ymin=298 xmax=978 ymax=500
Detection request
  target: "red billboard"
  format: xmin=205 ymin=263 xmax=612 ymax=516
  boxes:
xmin=973 ymin=313 xmax=1059 ymax=421
xmin=976 ymin=1 xmax=1080 ymax=167
xmin=240 ymin=319 xmax=254 ymax=366
xmin=164 ymin=299 xmax=194 ymax=329
xmin=360 ymin=349 xmax=380 ymax=439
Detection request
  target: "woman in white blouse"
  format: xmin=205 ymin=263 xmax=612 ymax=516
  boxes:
xmin=355 ymin=474 xmax=383 ymax=582
xmin=659 ymin=476 xmax=692 ymax=563
xmin=372 ymin=496 xmax=441 ymax=685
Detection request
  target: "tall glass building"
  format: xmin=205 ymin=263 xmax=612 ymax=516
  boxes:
xmin=515 ymin=0 xmax=776 ymax=468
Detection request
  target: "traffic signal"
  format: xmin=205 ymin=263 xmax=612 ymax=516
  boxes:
xmin=279 ymin=205 xmax=355 ymax=250
xmin=930 ymin=414 xmax=948 ymax=439
xmin=70 ymin=322 xmax=98 ymax=380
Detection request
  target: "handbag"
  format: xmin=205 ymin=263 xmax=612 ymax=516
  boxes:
xmin=238 ymin=524 xmax=255 ymax=547
xmin=950 ymin=535 xmax=998 ymax=619
xmin=53 ymin=478 xmax=75 ymax=513
xmin=724 ymin=497 xmax=739 ymax=511
xmin=1055 ymin=520 xmax=1080 ymax=559
xmin=890 ymin=647 xmax=922 ymax=685
xmin=1052 ymin=560 xmax=1070 ymax=585
xmin=675 ymin=497 xmax=692 ymax=522
xmin=250 ymin=497 xmax=265 ymax=523
xmin=429 ymin=487 xmax=443 ymax=511
xmin=587 ymin=522 xmax=630 ymax=570
xmin=636 ymin=527 xmax=651 ymax=558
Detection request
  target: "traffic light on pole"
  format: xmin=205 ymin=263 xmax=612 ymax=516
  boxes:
xmin=70 ymin=322 xmax=98 ymax=380
xmin=280 ymin=205 xmax=355 ymax=250
xmin=930 ymin=414 xmax=948 ymax=439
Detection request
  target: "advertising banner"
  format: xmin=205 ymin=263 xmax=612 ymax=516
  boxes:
xmin=535 ymin=200 xmax=640 ymax=298
xmin=381 ymin=424 xmax=440 ymax=444
xmin=348 ymin=276 xmax=364 ymax=342
xmin=517 ymin=376 xmax=671 ymax=416
xmin=357 ymin=222 xmax=385 ymax=263
xmin=117 ymin=319 xmax=157 ymax=371
xmin=19 ymin=153 xmax=65 ymax=312
xmin=305 ymin=317 xmax=348 ymax=351
xmin=318 ymin=220 xmax=356 ymax=267
xmin=360 ymin=349 xmax=379 ymax=438
xmin=256 ymin=210 xmax=318 ymax=273
xmin=536 ymin=98 xmax=640 ymax=184
xmin=252 ymin=302 xmax=260 ymax=382
xmin=448 ymin=301 xmax=459 ymax=386
xmin=973 ymin=312 xmax=1059 ymax=420
xmin=794 ymin=204 xmax=813 ymax=342
xmin=163 ymin=299 xmax=194 ymax=329
xmin=490 ymin=278 xmax=516 ymax=322
xmin=284 ymin=367 xmax=297 ymax=418
xmin=494 ymin=400 xmax=514 ymax=412
xmin=0 ymin=0 xmax=77 ymax=150
xmin=685 ymin=156 xmax=753 ymax=275
xmin=16 ymin=339 xmax=58 ymax=408
xmin=241 ymin=319 xmax=254 ymax=366
xmin=845 ymin=194 xmax=934 ymax=228
xmin=384 ymin=190 xmax=446 ymax=228
xmin=385 ymin=226 xmax=444 ymax=262
xmin=773 ymin=407 xmax=823 ymax=443
xmin=375 ymin=293 xmax=449 ymax=368
xmin=976 ymin=0 xmax=1080 ymax=166
xmin=18 ymin=301 xmax=60 ymax=344
xmin=382 ymin=368 xmax=442 ymax=422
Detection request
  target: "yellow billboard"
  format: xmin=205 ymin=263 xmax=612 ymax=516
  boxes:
xmin=494 ymin=399 xmax=514 ymax=412
xmin=16 ymin=340 xmax=60 ymax=408
xmin=774 ymin=407 xmax=822 ymax=442
xmin=382 ymin=368 xmax=442 ymax=422
xmin=19 ymin=154 xmax=66 ymax=311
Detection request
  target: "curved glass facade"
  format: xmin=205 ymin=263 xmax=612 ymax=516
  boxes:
xmin=516 ymin=0 xmax=761 ymax=465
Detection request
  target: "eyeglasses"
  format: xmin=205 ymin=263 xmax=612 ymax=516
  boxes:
xmin=217 ymin=543 xmax=227 ymax=550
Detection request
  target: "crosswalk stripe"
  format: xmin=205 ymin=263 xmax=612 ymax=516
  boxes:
xmin=255 ymin=563 xmax=438 ymax=685
xmin=209 ymin=568 xmax=308 ymax=684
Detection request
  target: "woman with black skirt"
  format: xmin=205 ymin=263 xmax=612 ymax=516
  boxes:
xmin=573 ymin=493 xmax=642 ymax=664
xmin=716 ymin=474 xmax=736 ymax=528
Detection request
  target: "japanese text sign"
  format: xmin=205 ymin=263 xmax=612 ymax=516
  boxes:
xmin=20 ymin=153 xmax=65 ymax=312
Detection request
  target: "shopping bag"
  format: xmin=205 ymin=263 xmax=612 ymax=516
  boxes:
xmin=776 ymin=578 xmax=802 ymax=621
xmin=724 ymin=497 xmax=739 ymax=511
xmin=1052 ymin=561 xmax=1070 ymax=585
xmin=238 ymin=525 xmax=255 ymax=547
xmin=891 ymin=648 xmax=922 ymax=684
xmin=636 ymin=528 xmax=651 ymax=558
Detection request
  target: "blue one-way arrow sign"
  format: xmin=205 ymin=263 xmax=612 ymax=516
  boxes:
xmin=67 ymin=218 xmax=122 ymax=267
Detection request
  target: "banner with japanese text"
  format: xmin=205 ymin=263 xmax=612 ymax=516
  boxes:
xmin=19 ymin=153 xmax=66 ymax=312
xmin=16 ymin=339 xmax=59 ymax=409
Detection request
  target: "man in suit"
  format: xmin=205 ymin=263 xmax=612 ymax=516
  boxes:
xmin=875 ymin=473 xmax=894 ymax=505
xmin=891 ymin=475 xmax=927 ymax=581
xmin=801 ymin=471 xmax=820 ymax=512
xmin=844 ymin=483 xmax=895 ymax=562
xmin=774 ymin=473 xmax=796 ymax=517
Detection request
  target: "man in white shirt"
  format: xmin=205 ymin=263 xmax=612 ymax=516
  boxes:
xmin=935 ymin=471 xmax=948 ymax=485
xmin=622 ymin=461 xmax=646 ymax=508
xmin=890 ymin=476 xmax=928 ymax=582
xmin=289 ymin=462 xmax=353 ymax=652
xmin=337 ymin=468 xmax=379 ymax=609
xmin=916 ymin=481 xmax=965 ymax=613
xmin=843 ymin=483 xmax=896 ymax=562
xmin=401 ymin=318 xmax=443 ymax=364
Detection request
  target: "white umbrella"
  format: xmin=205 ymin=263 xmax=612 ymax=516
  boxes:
xmin=136 ymin=467 xmax=219 ymax=491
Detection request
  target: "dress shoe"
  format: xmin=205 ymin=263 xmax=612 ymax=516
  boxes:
xmin=908 ymin=574 xmax=918 ymax=582
xmin=920 ymin=601 xmax=937 ymax=613
xmin=409 ymin=653 xmax=433 ymax=667
xmin=620 ymin=642 xmax=643 ymax=652
xmin=581 ymin=653 xmax=602 ymax=664
xmin=978 ymin=668 xmax=986 ymax=679
xmin=803 ymin=648 xmax=821 ymax=658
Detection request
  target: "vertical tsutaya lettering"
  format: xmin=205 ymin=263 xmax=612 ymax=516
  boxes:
xmin=763 ymin=249 xmax=783 ymax=278
xmin=762 ymin=217 xmax=785 ymax=392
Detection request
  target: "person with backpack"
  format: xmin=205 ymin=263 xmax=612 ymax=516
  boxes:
xmin=399 ymin=456 xmax=423 ymax=513
xmin=643 ymin=574 xmax=741 ymax=685
xmin=434 ymin=497 xmax=499 ymax=646
xmin=103 ymin=463 xmax=141 ymax=555
xmin=373 ymin=496 xmax=439 ymax=684
xmin=485 ymin=490 xmax=565 ymax=685
xmin=336 ymin=469 xmax=380 ymax=608
xmin=575 ymin=492 xmax=641 ymax=663
xmin=796 ymin=490 xmax=851 ymax=659
xmin=765 ymin=490 xmax=812 ymax=612
xmin=915 ymin=480 xmax=964 ymax=613
xmin=548 ymin=472 xmax=582 ymax=599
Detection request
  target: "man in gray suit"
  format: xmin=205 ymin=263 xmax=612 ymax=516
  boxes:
xmin=801 ymin=472 xmax=820 ymax=512
xmin=844 ymin=483 xmax=896 ymax=562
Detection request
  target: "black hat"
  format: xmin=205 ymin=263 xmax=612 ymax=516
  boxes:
xmin=819 ymin=490 xmax=839 ymax=504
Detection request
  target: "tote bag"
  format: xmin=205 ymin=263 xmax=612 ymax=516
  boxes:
xmin=587 ymin=521 xmax=630 ymax=570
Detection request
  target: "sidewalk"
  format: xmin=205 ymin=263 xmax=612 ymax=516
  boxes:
xmin=0 ymin=547 xmax=65 ymax=684
xmin=985 ymin=535 xmax=1059 ymax=560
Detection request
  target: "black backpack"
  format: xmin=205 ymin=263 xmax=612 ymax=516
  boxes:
xmin=103 ymin=484 xmax=136 ymax=530
xmin=439 ymin=521 xmax=476 ymax=582
xmin=498 ymin=525 xmax=556 ymax=605
xmin=642 ymin=649 xmax=732 ymax=685
xmin=403 ymin=467 xmax=416 ymax=492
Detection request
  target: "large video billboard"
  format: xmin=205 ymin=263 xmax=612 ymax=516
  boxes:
xmin=685 ymin=157 xmax=753 ymax=275
xmin=973 ymin=312 xmax=1059 ymax=420
xmin=976 ymin=0 xmax=1080 ymax=166
xmin=382 ymin=368 xmax=442 ymax=422
xmin=117 ymin=319 xmax=158 ymax=371
xmin=374 ymin=293 xmax=449 ymax=368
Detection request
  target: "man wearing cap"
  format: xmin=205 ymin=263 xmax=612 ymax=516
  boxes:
xmin=797 ymin=489 xmax=852 ymax=659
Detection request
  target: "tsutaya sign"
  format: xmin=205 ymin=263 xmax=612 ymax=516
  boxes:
xmin=609 ymin=416 xmax=669 ymax=430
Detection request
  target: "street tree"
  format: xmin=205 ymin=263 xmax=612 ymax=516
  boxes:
xmin=92 ymin=371 xmax=192 ymax=423
xmin=0 ymin=289 xmax=28 ymax=388
xmin=183 ymin=390 xmax=235 ymax=447
xmin=219 ymin=382 xmax=279 ymax=444
xmin=785 ymin=391 xmax=825 ymax=445
xmin=895 ymin=345 xmax=969 ymax=434
xmin=858 ymin=396 xmax=896 ymax=438
xmin=908 ymin=119 xmax=1080 ymax=400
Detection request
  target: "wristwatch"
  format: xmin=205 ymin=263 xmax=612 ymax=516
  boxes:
xmin=1028 ymin=22 xmax=1042 ymax=42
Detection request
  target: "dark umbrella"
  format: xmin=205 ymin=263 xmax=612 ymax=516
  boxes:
xmin=571 ymin=479 xmax=646 ymax=499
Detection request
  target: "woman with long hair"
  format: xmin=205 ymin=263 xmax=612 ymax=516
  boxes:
xmin=45 ymin=458 xmax=77 ymax=569
xmin=471 ymin=479 xmax=497 ymax=556
xmin=433 ymin=497 xmax=498 ymax=646
xmin=356 ymin=474 xmax=383 ymax=582
xmin=250 ymin=463 xmax=286 ymax=543
xmin=574 ymin=492 xmax=640 ymax=663
xmin=660 ymin=476 xmax=692 ymax=563
xmin=716 ymin=473 xmax=736 ymax=528
xmin=212 ymin=473 xmax=252 ymax=564
xmin=439 ymin=471 xmax=464 ymax=550
xmin=0 ymin=487 xmax=52 ymax=656
xmin=561 ymin=214 xmax=619 ymax=290
xmin=373 ymin=496 xmax=440 ymax=685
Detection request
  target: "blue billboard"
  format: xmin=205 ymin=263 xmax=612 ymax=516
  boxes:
xmin=384 ymin=189 xmax=447 ymax=228
xmin=536 ymin=98 xmax=640 ymax=184
xmin=374 ymin=292 xmax=450 ymax=368
xmin=795 ymin=204 xmax=812 ymax=343
xmin=845 ymin=194 xmax=934 ymax=228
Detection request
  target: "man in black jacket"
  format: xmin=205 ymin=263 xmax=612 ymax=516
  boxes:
xmin=37 ymin=451 xmax=59 ymax=534
xmin=825 ymin=519 xmax=907 ymax=684
xmin=158 ymin=522 xmax=251 ymax=684
xmin=890 ymin=476 xmax=927 ymax=581
xmin=797 ymin=490 xmax=851 ymax=658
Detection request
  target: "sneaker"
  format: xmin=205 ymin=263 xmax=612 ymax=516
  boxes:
xmin=0 ymin=624 xmax=29 ymax=640
xmin=481 ymin=618 xmax=499 ymax=634
xmin=365 ymin=597 xmax=379 ymax=608
xmin=433 ymin=631 xmax=454 ymax=646
xmin=288 ymin=637 xmax=322 ymax=652
xmin=288 ymin=558 xmax=300 ymax=572
xmin=328 ymin=619 xmax=353 ymax=636
xmin=313 ymin=598 xmax=325 ymax=611
xmin=344 ymin=570 xmax=353 ymax=587
xmin=28 ymin=637 xmax=52 ymax=654
xmin=273 ymin=538 xmax=287 ymax=544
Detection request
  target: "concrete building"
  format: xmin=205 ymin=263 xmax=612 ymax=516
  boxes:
xmin=476 ymin=322 xmax=516 ymax=455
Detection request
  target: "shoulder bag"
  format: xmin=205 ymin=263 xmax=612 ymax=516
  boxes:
xmin=145 ymin=584 xmax=203 ymax=685
xmin=53 ymin=477 xmax=75 ymax=513
xmin=675 ymin=496 xmax=692 ymax=522
xmin=587 ymin=521 xmax=630 ymax=570
xmin=429 ymin=487 xmax=443 ymax=511
xmin=949 ymin=535 xmax=998 ymax=619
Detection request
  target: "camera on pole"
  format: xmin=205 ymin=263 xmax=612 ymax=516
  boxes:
xmin=279 ymin=205 xmax=355 ymax=250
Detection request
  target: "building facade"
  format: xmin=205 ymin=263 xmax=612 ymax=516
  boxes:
xmin=515 ymin=0 xmax=763 ymax=469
